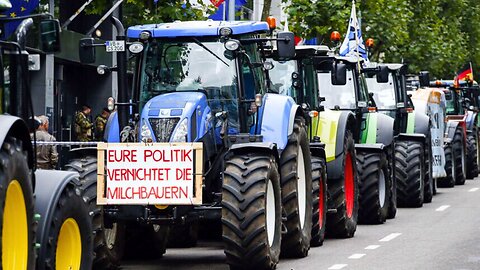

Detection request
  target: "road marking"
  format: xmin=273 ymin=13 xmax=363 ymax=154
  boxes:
xmin=435 ymin=205 xmax=450 ymax=211
xmin=365 ymin=245 xmax=381 ymax=250
xmin=348 ymin=253 xmax=366 ymax=259
xmin=328 ymin=264 xmax=348 ymax=270
xmin=469 ymin=188 xmax=479 ymax=192
xmin=379 ymin=233 xmax=402 ymax=242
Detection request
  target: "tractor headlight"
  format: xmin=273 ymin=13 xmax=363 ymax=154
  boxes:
xmin=141 ymin=121 xmax=152 ymax=141
xmin=171 ymin=118 xmax=188 ymax=142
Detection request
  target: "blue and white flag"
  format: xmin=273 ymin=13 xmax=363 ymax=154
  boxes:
xmin=339 ymin=2 xmax=368 ymax=61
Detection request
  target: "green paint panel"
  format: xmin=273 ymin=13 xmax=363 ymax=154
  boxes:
xmin=406 ymin=112 xmax=415 ymax=134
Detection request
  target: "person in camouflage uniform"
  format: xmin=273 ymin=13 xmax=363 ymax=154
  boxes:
xmin=75 ymin=105 xmax=93 ymax=141
xmin=95 ymin=107 xmax=110 ymax=141
xmin=31 ymin=115 xmax=58 ymax=170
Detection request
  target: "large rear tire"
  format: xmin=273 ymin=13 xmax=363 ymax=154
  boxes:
xmin=466 ymin=133 xmax=478 ymax=179
xmin=0 ymin=137 xmax=35 ymax=270
xmin=65 ymin=157 xmax=126 ymax=269
xmin=395 ymin=140 xmax=425 ymax=208
xmin=453 ymin=128 xmax=466 ymax=185
xmin=222 ymin=153 xmax=282 ymax=270
xmin=325 ymin=130 xmax=358 ymax=238
xmin=42 ymin=182 xmax=93 ymax=269
xmin=310 ymin=157 xmax=327 ymax=247
xmin=438 ymin=144 xmax=456 ymax=187
xmin=424 ymin=142 xmax=434 ymax=203
xmin=357 ymin=151 xmax=390 ymax=224
xmin=279 ymin=118 xmax=312 ymax=258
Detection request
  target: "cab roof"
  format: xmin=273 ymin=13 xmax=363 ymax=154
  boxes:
xmin=127 ymin=20 xmax=269 ymax=39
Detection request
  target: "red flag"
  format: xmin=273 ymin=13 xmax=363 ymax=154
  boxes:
xmin=210 ymin=0 xmax=225 ymax=7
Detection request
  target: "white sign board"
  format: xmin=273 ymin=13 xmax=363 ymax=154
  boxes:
xmin=411 ymin=88 xmax=447 ymax=178
xmin=97 ymin=143 xmax=203 ymax=205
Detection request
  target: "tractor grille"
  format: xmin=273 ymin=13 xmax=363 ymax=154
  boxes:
xmin=148 ymin=118 xmax=180 ymax=142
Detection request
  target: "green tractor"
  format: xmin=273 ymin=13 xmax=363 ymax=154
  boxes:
xmin=269 ymin=45 xmax=395 ymax=228
xmin=0 ymin=2 xmax=93 ymax=269
xmin=364 ymin=64 xmax=434 ymax=206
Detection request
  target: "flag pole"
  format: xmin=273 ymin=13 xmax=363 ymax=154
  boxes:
xmin=352 ymin=0 xmax=361 ymax=71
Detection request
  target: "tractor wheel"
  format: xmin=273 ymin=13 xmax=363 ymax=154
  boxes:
xmin=357 ymin=151 xmax=390 ymax=224
xmin=167 ymin=221 xmax=198 ymax=248
xmin=0 ymin=137 xmax=35 ymax=269
xmin=124 ymin=223 xmax=169 ymax=259
xmin=310 ymin=157 xmax=327 ymax=247
xmin=395 ymin=140 xmax=425 ymax=208
xmin=222 ymin=153 xmax=281 ymax=270
xmin=325 ymin=130 xmax=358 ymax=238
xmin=279 ymin=118 xmax=312 ymax=258
xmin=42 ymin=182 xmax=93 ymax=269
xmin=65 ymin=157 xmax=126 ymax=269
xmin=387 ymin=148 xmax=397 ymax=219
xmin=438 ymin=144 xmax=456 ymax=187
xmin=466 ymin=133 xmax=478 ymax=179
xmin=424 ymin=142 xmax=434 ymax=203
xmin=452 ymin=128 xmax=466 ymax=185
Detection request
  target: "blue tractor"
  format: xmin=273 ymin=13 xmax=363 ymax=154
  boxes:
xmin=67 ymin=19 xmax=318 ymax=269
xmin=0 ymin=1 xmax=93 ymax=269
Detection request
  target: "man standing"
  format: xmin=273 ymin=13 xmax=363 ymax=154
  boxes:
xmin=32 ymin=115 xmax=58 ymax=170
xmin=75 ymin=105 xmax=93 ymax=141
xmin=95 ymin=107 xmax=110 ymax=141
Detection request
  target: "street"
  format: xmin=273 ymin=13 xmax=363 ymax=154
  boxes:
xmin=122 ymin=178 xmax=480 ymax=270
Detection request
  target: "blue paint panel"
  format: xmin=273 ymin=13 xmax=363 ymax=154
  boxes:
xmin=260 ymin=93 xmax=296 ymax=150
xmin=105 ymin=112 xmax=120 ymax=142
xmin=148 ymin=109 xmax=160 ymax=116
xmin=139 ymin=92 xmax=208 ymax=142
xmin=127 ymin=21 xmax=269 ymax=38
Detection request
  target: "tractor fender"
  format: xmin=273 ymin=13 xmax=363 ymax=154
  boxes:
xmin=375 ymin=113 xmax=395 ymax=147
xmin=104 ymin=111 xmax=120 ymax=142
xmin=355 ymin=143 xmax=385 ymax=153
xmin=0 ymin=115 xmax=34 ymax=168
xmin=413 ymin=112 xmax=430 ymax=137
xmin=260 ymin=93 xmax=301 ymax=151
xmin=396 ymin=133 xmax=427 ymax=144
xmin=228 ymin=142 xmax=280 ymax=163
xmin=445 ymin=120 xmax=460 ymax=140
xmin=34 ymin=169 xmax=80 ymax=268
xmin=466 ymin=111 xmax=476 ymax=131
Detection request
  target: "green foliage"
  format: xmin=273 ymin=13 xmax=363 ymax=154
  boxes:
xmin=285 ymin=0 xmax=480 ymax=79
xmin=87 ymin=0 xmax=215 ymax=27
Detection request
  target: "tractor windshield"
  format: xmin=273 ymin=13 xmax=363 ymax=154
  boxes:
xmin=317 ymin=71 xmax=357 ymax=109
xmin=269 ymin=60 xmax=297 ymax=96
xmin=366 ymin=75 xmax=396 ymax=110
xmin=444 ymin=89 xmax=460 ymax=115
xmin=139 ymin=39 xmax=237 ymax=106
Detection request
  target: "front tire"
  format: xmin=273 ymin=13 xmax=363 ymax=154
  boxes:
xmin=65 ymin=157 xmax=126 ymax=269
xmin=325 ymin=130 xmax=358 ymax=238
xmin=279 ymin=118 xmax=313 ymax=258
xmin=438 ymin=144 xmax=456 ymax=187
xmin=310 ymin=157 xmax=327 ymax=247
xmin=452 ymin=128 xmax=466 ymax=185
xmin=0 ymin=138 xmax=35 ymax=270
xmin=395 ymin=140 xmax=425 ymax=207
xmin=466 ymin=133 xmax=478 ymax=179
xmin=222 ymin=153 xmax=282 ymax=270
xmin=357 ymin=151 xmax=390 ymax=224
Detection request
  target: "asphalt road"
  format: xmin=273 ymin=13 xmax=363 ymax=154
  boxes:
xmin=121 ymin=177 xmax=480 ymax=270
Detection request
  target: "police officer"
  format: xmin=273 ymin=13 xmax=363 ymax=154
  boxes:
xmin=75 ymin=105 xmax=93 ymax=141
xmin=95 ymin=107 xmax=110 ymax=141
xmin=32 ymin=115 xmax=58 ymax=170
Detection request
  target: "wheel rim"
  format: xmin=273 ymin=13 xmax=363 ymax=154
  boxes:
xmin=105 ymin=223 xmax=118 ymax=250
xmin=297 ymin=147 xmax=307 ymax=229
xmin=318 ymin=177 xmax=325 ymax=228
xmin=378 ymin=169 xmax=386 ymax=208
xmin=56 ymin=218 xmax=82 ymax=270
xmin=266 ymin=179 xmax=276 ymax=247
xmin=344 ymin=153 xmax=354 ymax=218
xmin=2 ymin=180 xmax=28 ymax=270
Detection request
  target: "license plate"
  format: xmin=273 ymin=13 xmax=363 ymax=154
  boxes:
xmin=105 ymin=40 xmax=125 ymax=52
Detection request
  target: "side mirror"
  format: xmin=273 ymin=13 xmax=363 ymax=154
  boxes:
xmin=419 ymin=71 xmax=430 ymax=87
xmin=39 ymin=19 xmax=61 ymax=53
xmin=276 ymin=31 xmax=295 ymax=60
xmin=377 ymin=65 xmax=389 ymax=83
xmin=331 ymin=62 xmax=347 ymax=85
xmin=79 ymin=38 xmax=96 ymax=64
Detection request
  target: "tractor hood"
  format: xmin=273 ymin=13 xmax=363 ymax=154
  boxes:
xmin=140 ymin=92 xmax=208 ymax=142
